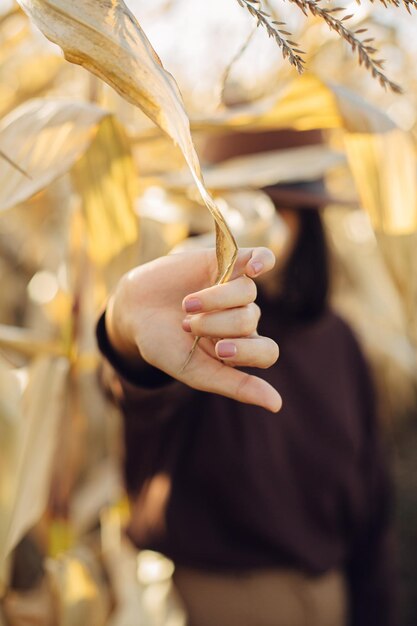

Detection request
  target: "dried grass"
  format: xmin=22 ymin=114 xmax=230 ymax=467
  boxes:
xmin=236 ymin=0 xmax=406 ymax=92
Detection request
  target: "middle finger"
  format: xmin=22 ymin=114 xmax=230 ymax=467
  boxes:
xmin=182 ymin=303 xmax=261 ymax=338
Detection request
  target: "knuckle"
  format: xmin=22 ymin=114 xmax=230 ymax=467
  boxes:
xmin=253 ymin=338 xmax=279 ymax=369
xmin=258 ymin=246 xmax=274 ymax=263
xmin=252 ymin=302 xmax=261 ymax=321
xmin=235 ymin=373 xmax=252 ymax=401
xmin=190 ymin=315 xmax=203 ymax=335
xmin=239 ymin=306 xmax=257 ymax=336
xmin=262 ymin=340 xmax=280 ymax=368
xmin=242 ymin=275 xmax=257 ymax=302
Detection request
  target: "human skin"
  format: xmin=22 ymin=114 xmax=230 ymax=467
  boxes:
xmin=105 ymin=247 xmax=282 ymax=412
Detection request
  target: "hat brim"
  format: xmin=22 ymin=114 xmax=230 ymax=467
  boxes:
xmin=150 ymin=145 xmax=346 ymax=192
xmin=262 ymin=180 xmax=354 ymax=209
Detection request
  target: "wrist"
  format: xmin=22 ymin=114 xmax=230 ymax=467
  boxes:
xmin=97 ymin=309 xmax=173 ymax=389
xmin=105 ymin=293 xmax=144 ymax=368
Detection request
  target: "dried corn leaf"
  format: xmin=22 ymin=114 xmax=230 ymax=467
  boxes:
xmin=2 ymin=575 xmax=57 ymax=626
xmin=0 ymin=360 xmax=24 ymax=588
xmin=17 ymin=0 xmax=237 ymax=282
xmin=192 ymin=74 xmax=417 ymax=236
xmin=0 ymin=99 xmax=138 ymax=264
xmin=46 ymin=551 xmax=109 ymax=626
xmin=376 ymin=232 xmax=417 ymax=338
xmin=0 ymin=150 xmax=30 ymax=178
xmin=0 ymin=52 xmax=62 ymax=119
xmin=330 ymin=83 xmax=394 ymax=134
xmin=192 ymin=75 xmax=342 ymax=133
xmin=343 ymin=131 xmax=417 ymax=234
xmin=71 ymin=116 xmax=139 ymax=266
xmin=0 ymin=357 xmax=69 ymax=570
xmin=0 ymin=99 xmax=108 ymax=211
xmin=0 ymin=10 xmax=62 ymax=115
xmin=325 ymin=208 xmax=417 ymax=419
xmin=0 ymin=324 xmax=63 ymax=358
xmin=0 ymin=7 xmax=29 ymax=63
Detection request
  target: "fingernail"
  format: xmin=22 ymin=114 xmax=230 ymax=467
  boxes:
xmin=184 ymin=297 xmax=202 ymax=313
xmin=217 ymin=342 xmax=237 ymax=358
xmin=182 ymin=318 xmax=192 ymax=332
xmin=249 ymin=260 xmax=264 ymax=275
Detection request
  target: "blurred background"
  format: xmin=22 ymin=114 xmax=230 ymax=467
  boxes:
xmin=1 ymin=0 xmax=417 ymax=624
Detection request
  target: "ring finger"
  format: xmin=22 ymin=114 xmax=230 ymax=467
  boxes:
xmin=215 ymin=336 xmax=279 ymax=369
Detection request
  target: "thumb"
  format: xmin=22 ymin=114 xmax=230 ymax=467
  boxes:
xmin=182 ymin=350 xmax=282 ymax=413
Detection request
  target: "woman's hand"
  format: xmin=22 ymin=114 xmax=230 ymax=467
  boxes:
xmin=105 ymin=247 xmax=281 ymax=412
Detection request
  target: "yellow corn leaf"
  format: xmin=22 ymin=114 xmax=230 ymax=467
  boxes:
xmin=330 ymin=83 xmax=395 ymax=134
xmin=46 ymin=552 xmax=109 ymax=626
xmin=71 ymin=116 xmax=138 ymax=266
xmin=17 ymin=0 xmax=237 ymax=283
xmin=343 ymin=131 xmax=417 ymax=235
xmin=0 ymin=99 xmax=107 ymax=210
xmin=0 ymin=9 xmax=62 ymax=116
xmin=0 ymin=99 xmax=138 ymax=264
xmin=0 ymin=44 xmax=62 ymax=119
xmin=192 ymin=74 xmax=417 ymax=236
xmin=325 ymin=208 xmax=417 ymax=419
xmin=0 ymin=324 xmax=63 ymax=358
xmin=0 ymin=357 xmax=69 ymax=575
xmin=192 ymin=75 xmax=342 ymax=133
xmin=0 ymin=6 xmax=29 ymax=62
xmin=0 ymin=150 xmax=30 ymax=178
xmin=376 ymin=232 xmax=417 ymax=340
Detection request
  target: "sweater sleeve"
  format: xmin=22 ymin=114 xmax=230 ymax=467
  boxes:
xmin=343 ymin=327 xmax=398 ymax=626
xmin=95 ymin=310 xmax=195 ymax=426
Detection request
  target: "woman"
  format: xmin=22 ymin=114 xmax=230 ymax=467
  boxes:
xmin=97 ymin=138 xmax=396 ymax=626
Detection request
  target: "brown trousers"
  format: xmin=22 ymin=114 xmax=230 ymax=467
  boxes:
xmin=173 ymin=567 xmax=348 ymax=626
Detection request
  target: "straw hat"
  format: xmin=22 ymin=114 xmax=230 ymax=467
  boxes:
xmin=152 ymin=127 xmax=352 ymax=209
xmin=200 ymin=128 xmax=350 ymax=209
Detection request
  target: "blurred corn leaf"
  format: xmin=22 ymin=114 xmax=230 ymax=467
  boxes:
xmin=0 ymin=8 xmax=62 ymax=118
xmin=46 ymin=550 xmax=109 ymax=626
xmin=193 ymin=74 xmax=417 ymax=235
xmin=0 ymin=99 xmax=138 ymax=265
xmin=0 ymin=325 xmax=63 ymax=358
xmin=0 ymin=99 xmax=106 ymax=210
xmin=17 ymin=0 xmax=237 ymax=284
xmin=325 ymin=208 xmax=417 ymax=420
xmin=71 ymin=116 xmax=138 ymax=266
xmin=376 ymin=232 xmax=417 ymax=339
xmin=0 ymin=6 xmax=30 ymax=63
xmin=0 ymin=356 xmax=69 ymax=579
xmin=343 ymin=131 xmax=417 ymax=235
xmin=191 ymin=75 xmax=342 ymax=132
xmin=0 ymin=150 xmax=30 ymax=178
xmin=0 ymin=52 xmax=62 ymax=119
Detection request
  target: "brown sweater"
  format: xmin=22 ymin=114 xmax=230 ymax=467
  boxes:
xmin=97 ymin=301 xmax=397 ymax=626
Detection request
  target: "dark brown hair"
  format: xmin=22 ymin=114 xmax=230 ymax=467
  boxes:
xmin=275 ymin=209 xmax=329 ymax=322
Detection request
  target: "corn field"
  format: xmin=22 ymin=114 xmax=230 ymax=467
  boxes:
xmin=1 ymin=1 xmax=417 ymax=624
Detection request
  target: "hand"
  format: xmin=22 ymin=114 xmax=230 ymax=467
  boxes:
xmin=106 ymin=247 xmax=281 ymax=412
